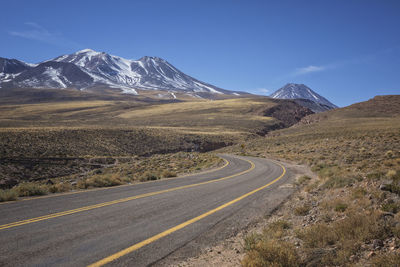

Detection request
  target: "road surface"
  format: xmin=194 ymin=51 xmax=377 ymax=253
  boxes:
xmin=0 ymin=155 xmax=291 ymax=266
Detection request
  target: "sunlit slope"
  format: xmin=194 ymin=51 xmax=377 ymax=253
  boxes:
xmin=0 ymin=97 xmax=308 ymax=135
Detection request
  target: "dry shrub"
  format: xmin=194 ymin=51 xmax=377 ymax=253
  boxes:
xmin=0 ymin=189 xmax=18 ymax=202
xmin=371 ymin=253 xmax=400 ymax=267
xmin=385 ymin=150 xmax=394 ymax=158
xmin=243 ymin=232 xmax=261 ymax=252
xmin=387 ymin=170 xmax=397 ymax=179
xmin=334 ymin=203 xmax=348 ymax=212
xmin=49 ymin=182 xmax=72 ymax=193
xmin=296 ymin=175 xmax=311 ymax=185
xmin=139 ymin=172 xmax=159 ymax=182
xmin=302 ymin=212 xmax=386 ymax=248
xmin=15 ymin=183 xmax=48 ymax=196
xmin=262 ymin=220 xmax=291 ymax=240
xmin=241 ymin=240 xmax=299 ymax=267
xmin=83 ymin=174 xmax=123 ymax=188
xmin=299 ymin=211 xmax=390 ymax=265
xmin=381 ymin=202 xmax=400 ymax=214
xmin=161 ymin=170 xmax=177 ymax=178
xmin=294 ymin=204 xmax=310 ymax=216
xmin=322 ymin=175 xmax=356 ymax=189
xmin=352 ymin=187 xmax=367 ymax=199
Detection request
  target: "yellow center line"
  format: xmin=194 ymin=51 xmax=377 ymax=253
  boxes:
xmin=0 ymin=157 xmax=230 ymax=205
xmin=0 ymin=157 xmax=254 ymax=230
xmin=88 ymin=160 xmax=286 ymax=267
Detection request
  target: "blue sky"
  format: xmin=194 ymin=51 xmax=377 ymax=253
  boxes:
xmin=1 ymin=0 xmax=399 ymax=107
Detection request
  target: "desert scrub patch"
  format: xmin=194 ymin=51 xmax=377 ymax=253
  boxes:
xmin=352 ymin=187 xmax=367 ymax=199
xmin=15 ymin=183 xmax=48 ymax=197
xmin=139 ymin=172 xmax=159 ymax=182
xmin=243 ymin=232 xmax=262 ymax=252
xmin=385 ymin=150 xmax=394 ymax=158
xmin=387 ymin=169 xmax=400 ymax=181
xmin=48 ymin=182 xmax=72 ymax=193
xmin=322 ymin=175 xmax=356 ymax=189
xmin=304 ymin=180 xmax=320 ymax=192
xmin=241 ymin=239 xmax=300 ymax=267
xmin=264 ymin=219 xmax=291 ymax=239
xmin=334 ymin=203 xmax=348 ymax=212
xmin=294 ymin=204 xmax=310 ymax=216
xmin=161 ymin=170 xmax=177 ymax=178
xmin=366 ymin=171 xmax=385 ymax=180
xmin=371 ymin=253 xmax=400 ymax=267
xmin=296 ymin=175 xmax=311 ymax=185
xmin=382 ymin=183 xmax=400 ymax=196
xmin=381 ymin=201 xmax=400 ymax=214
xmin=0 ymin=189 xmax=18 ymax=202
xmin=299 ymin=211 xmax=389 ymax=265
xmin=81 ymin=174 xmax=123 ymax=188
xmin=298 ymin=223 xmax=336 ymax=248
xmin=386 ymin=169 xmax=397 ymax=179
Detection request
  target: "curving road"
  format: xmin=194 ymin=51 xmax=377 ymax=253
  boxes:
xmin=0 ymin=155 xmax=292 ymax=267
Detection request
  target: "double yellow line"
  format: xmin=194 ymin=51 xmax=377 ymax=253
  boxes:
xmin=0 ymin=157 xmax=254 ymax=231
xmin=88 ymin=160 xmax=286 ymax=267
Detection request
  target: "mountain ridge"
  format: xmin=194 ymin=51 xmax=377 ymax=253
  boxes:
xmin=0 ymin=49 xmax=242 ymax=98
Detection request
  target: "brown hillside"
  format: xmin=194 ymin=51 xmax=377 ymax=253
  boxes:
xmin=301 ymin=95 xmax=400 ymax=124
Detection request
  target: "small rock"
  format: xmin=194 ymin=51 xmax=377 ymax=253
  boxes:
xmin=380 ymin=183 xmax=391 ymax=191
xmin=349 ymin=255 xmax=357 ymax=262
xmin=381 ymin=212 xmax=395 ymax=218
xmin=373 ymin=239 xmax=383 ymax=249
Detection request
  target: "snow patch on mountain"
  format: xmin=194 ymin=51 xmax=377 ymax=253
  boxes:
xmin=43 ymin=67 xmax=67 ymax=88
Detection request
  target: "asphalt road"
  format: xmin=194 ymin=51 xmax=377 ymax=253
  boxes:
xmin=0 ymin=154 xmax=291 ymax=267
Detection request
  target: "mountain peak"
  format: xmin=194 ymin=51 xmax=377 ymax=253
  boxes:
xmin=270 ymin=83 xmax=337 ymax=110
xmin=138 ymin=56 xmax=165 ymax=62
xmin=77 ymin=48 xmax=94 ymax=52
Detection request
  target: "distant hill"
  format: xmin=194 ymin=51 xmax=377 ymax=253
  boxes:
xmin=300 ymin=95 xmax=400 ymax=124
xmin=270 ymin=83 xmax=337 ymax=112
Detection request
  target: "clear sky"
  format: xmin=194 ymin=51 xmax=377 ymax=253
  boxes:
xmin=1 ymin=0 xmax=399 ymax=107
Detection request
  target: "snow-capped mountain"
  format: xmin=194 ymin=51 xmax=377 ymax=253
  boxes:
xmin=1 ymin=49 xmax=238 ymax=97
xmin=0 ymin=57 xmax=32 ymax=86
xmin=270 ymin=83 xmax=337 ymax=111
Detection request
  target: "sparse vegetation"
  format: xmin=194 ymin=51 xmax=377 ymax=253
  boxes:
xmin=242 ymin=220 xmax=298 ymax=266
xmin=0 ymin=189 xmax=18 ymax=202
xmin=296 ymin=175 xmax=311 ymax=185
xmin=241 ymin=239 xmax=300 ymax=267
xmin=0 ymin=152 xmax=223 ymax=201
xmin=232 ymin=96 xmax=400 ymax=266
xmin=334 ymin=202 xmax=348 ymax=212
xmin=294 ymin=204 xmax=310 ymax=216
xmin=15 ymin=183 xmax=48 ymax=197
